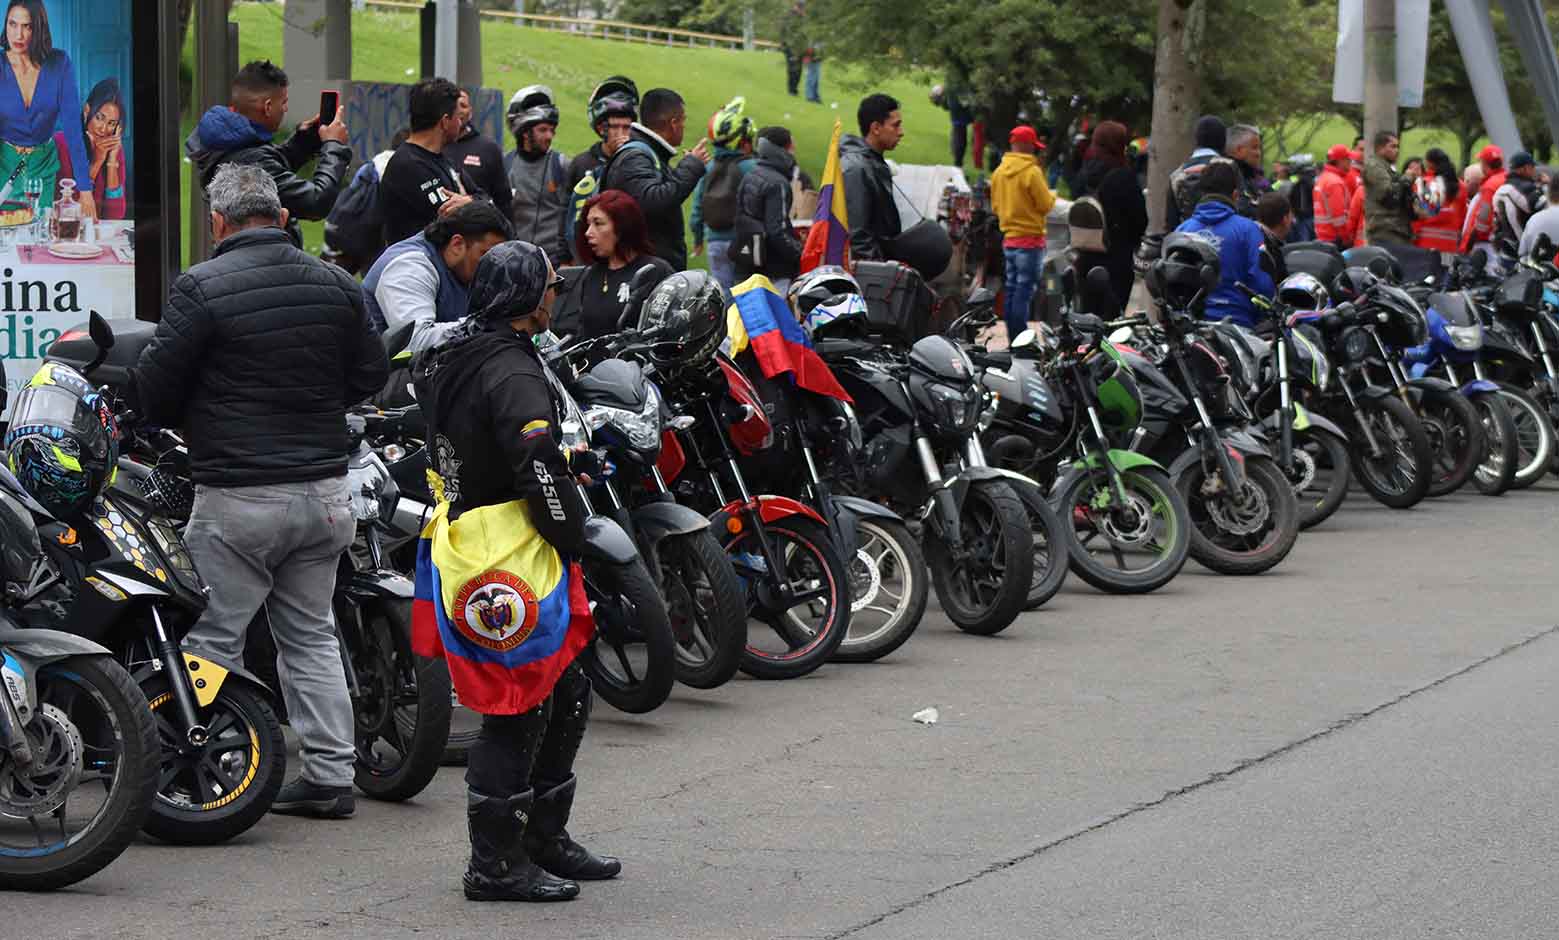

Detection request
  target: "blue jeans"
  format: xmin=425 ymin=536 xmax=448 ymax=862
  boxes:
xmin=1003 ymin=245 xmax=1044 ymax=339
xmin=706 ymin=239 xmax=737 ymax=289
xmin=804 ymin=61 xmax=821 ymax=102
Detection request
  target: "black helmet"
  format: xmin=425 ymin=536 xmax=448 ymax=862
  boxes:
xmin=1343 ymin=246 xmax=1402 ymax=284
xmin=1331 ymin=267 xmax=1380 ymax=304
xmin=1277 ymin=272 xmax=1329 ymax=311
xmin=638 ymin=270 xmax=728 ymax=367
xmin=1149 ymin=231 xmax=1221 ymax=312
xmin=507 ymin=84 xmax=560 ymax=137
xmin=467 ymin=241 xmax=556 ymax=325
xmin=3 ymin=362 xmax=118 ymax=520
xmin=587 ymin=76 xmax=639 ymax=133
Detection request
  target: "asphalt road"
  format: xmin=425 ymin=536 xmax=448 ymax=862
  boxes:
xmin=11 ymin=481 xmax=1559 ymax=939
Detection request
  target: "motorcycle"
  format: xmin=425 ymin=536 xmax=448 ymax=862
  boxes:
xmin=817 ymin=318 xmax=1039 ymax=635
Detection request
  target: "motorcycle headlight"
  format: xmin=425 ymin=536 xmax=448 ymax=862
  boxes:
xmin=1447 ymin=323 xmax=1483 ymax=351
xmin=143 ymin=512 xmax=204 ymax=594
xmin=584 ymin=386 xmax=663 ymax=456
xmin=1341 ymin=327 xmax=1372 ymax=363
xmin=928 ymin=381 xmax=982 ymax=434
xmin=1314 ymin=348 xmax=1331 ymax=391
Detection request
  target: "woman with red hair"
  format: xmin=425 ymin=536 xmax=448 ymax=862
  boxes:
xmin=569 ymin=189 xmax=673 ymax=339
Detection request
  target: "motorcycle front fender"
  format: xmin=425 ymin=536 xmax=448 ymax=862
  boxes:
xmin=340 ymin=568 xmax=415 ymax=601
xmin=1290 ymin=406 xmax=1349 ymax=442
xmin=1460 ymin=379 xmax=1501 ymax=396
xmin=1069 ymin=449 xmax=1166 ymax=475
xmin=1357 ymin=383 xmax=1404 ymax=402
xmin=826 ymin=494 xmax=903 ymax=559
xmin=0 ymin=626 xmax=113 ymax=715
xmin=134 ymin=650 xmax=273 ymax=708
xmin=630 ymin=500 xmax=710 ymax=549
xmin=581 ymin=515 xmax=641 ymax=565
xmin=1406 ymin=376 xmax=1457 ymax=395
xmin=712 ymin=495 xmax=829 ymax=530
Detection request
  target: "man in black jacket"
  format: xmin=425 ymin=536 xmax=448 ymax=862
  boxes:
xmin=379 ymin=78 xmax=484 ymax=246
xmin=840 ymin=93 xmax=904 ymax=261
xmin=134 ymin=164 xmax=389 ymax=821
xmin=445 ymin=89 xmax=514 ymax=220
xmin=734 ymin=125 xmax=803 ymax=289
xmin=601 ymin=88 xmax=710 ymax=270
xmin=185 ymin=60 xmax=351 ymax=249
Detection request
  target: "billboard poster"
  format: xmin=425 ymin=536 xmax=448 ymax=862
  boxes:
xmin=0 ymin=0 xmax=137 ymax=406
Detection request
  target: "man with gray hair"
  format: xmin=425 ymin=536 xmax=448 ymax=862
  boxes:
xmin=1225 ymin=123 xmax=1268 ymax=218
xmin=134 ymin=163 xmax=389 ymax=821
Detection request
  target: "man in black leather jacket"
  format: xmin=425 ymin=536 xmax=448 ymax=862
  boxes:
xmin=135 ymin=164 xmax=388 ymax=820
xmin=185 ymin=60 xmax=351 ymax=249
xmin=840 ymin=93 xmax=904 ymax=261
xmin=412 ymin=240 xmax=620 ymax=903
xmin=600 ymin=88 xmax=711 ymax=270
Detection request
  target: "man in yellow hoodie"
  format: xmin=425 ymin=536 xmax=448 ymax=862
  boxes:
xmin=990 ymin=125 xmax=1056 ymax=338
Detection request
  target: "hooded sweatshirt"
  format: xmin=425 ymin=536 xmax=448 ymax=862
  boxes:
xmin=185 ymin=105 xmax=351 ymax=247
xmin=1174 ymin=195 xmax=1274 ymax=328
xmin=990 ymin=150 xmax=1055 ymax=241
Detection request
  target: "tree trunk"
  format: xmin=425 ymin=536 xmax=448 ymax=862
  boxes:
xmin=1146 ymin=0 xmax=1206 ymax=235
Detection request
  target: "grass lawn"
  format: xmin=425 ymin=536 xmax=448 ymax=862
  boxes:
xmin=181 ymin=2 xmax=948 ymax=265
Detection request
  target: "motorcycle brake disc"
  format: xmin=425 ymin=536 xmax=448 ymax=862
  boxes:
xmin=1206 ymin=480 xmax=1271 ymax=536
xmin=0 ymin=704 xmax=84 ymax=818
xmin=849 ymin=546 xmax=884 ymax=613
xmin=1288 ymin=449 xmax=1317 ymax=492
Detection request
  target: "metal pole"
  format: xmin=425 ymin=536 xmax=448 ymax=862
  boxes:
xmin=1498 ymin=0 xmax=1559 ymax=148
xmin=1362 ymin=0 xmax=1397 ymax=144
xmin=189 ymin=0 xmax=231 ymax=265
xmin=1444 ymin=0 xmax=1524 ymax=155
xmin=420 ymin=2 xmax=435 ymax=79
xmin=434 ymin=0 xmax=459 ymax=79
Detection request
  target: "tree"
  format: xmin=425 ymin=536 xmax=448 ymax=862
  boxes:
xmin=1146 ymin=0 xmax=1204 ymax=235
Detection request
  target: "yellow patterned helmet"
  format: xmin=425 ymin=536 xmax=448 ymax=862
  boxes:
xmin=3 ymin=363 xmax=118 ymax=520
xmin=708 ymin=97 xmax=754 ymax=148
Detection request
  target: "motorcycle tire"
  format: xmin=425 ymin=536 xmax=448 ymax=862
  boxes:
xmin=926 ymin=479 xmax=1033 ymax=636
xmin=355 ymin=599 xmax=452 ymax=802
xmin=140 ymin=678 xmax=287 ymax=846
xmin=832 ymin=516 xmax=929 ymax=664
xmin=1292 ymin=427 xmax=1350 ymax=530
xmin=0 ymin=656 xmax=159 ymax=891
xmin=1346 ymin=395 xmax=1433 ymax=509
xmin=1058 ymin=464 xmax=1191 ymax=595
xmin=1421 ymin=388 xmax=1484 ymax=498
xmin=441 ymin=700 xmax=479 ymax=766
xmin=580 ymin=556 xmax=677 ymax=714
xmin=1469 ymin=390 xmax=1518 ymax=496
xmin=728 ymin=516 xmax=851 ymax=679
xmin=660 ymin=530 xmax=747 ymax=690
xmin=1177 ymin=454 xmax=1300 ymax=576
xmin=1005 ymin=476 xmax=1070 ymax=611
xmin=1495 ymin=382 xmax=1554 ymax=490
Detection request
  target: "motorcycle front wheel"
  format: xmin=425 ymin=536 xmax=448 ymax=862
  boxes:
xmin=1058 ymin=465 xmax=1191 ymax=594
xmin=1496 ymin=382 xmax=1554 ymax=490
xmin=1177 ymin=454 xmax=1300 ymax=576
xmin=1004 ymin=476 xmax=1070 ymax=611
xmin=728 ymin=516 xmax=851 ymax=679
xmin=926 ymin=479 xmax=1033 ymax=635
xmin=832 ymin=516 xmax=929 ymax=663
xmin=659 ymin=530 xmax=747 ymax=690
xmin=580 ymin=556 xmax=677 ymax=713
xmin=140 ymin=677 xmax=286 ymax=845
xmin=1290 ymin=427 xmax=1350 ymax=530
xmin=1420 ymin=388 xmax=1483 ymax=498
xmin=1469 ymin=390 xmax=1518 ymax=496
xmin=1346 ymin=396 xmax=1432 ymax=509
xmin=0 ymin=655 xmax=158 ymax=891
xmin=355 ymin=599 xmax=452 ymax=802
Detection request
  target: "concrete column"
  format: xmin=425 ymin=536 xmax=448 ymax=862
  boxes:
xmin=189 ymin=0 xmax=234 ymax=264
xmin=1362 ymin=0 xmax=1397 ymax=143
xmin=457 ymin=1 xmax=483 ymax=87
xmin=1499 ymin=0 xmax=1559 ymax=148
xmin=1444 ymin=0 xmax=1523 ymax=155
xmin=283 ymin=0 xmax=353 ymax=82
xmin=434 ymin=0 xmax=459 ymax=80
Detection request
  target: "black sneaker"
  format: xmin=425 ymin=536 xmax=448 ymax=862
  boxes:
xmin=270 ymin=777 xmax=355 ymax=819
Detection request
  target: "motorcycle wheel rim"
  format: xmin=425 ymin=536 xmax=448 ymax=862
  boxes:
xmin=0 ymin=670 xmax=116 ymax=858
xmin=841 ymin=521 xmax=913 ymax=647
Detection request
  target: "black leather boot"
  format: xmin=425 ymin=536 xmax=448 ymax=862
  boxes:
xmin=525 ymin=775 xmax=622 ymax=880
xmin=463 ymin=789 xmax=580 ymax=902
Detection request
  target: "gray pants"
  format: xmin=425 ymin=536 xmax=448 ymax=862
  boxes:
xmin=183 ymin=477 xmax=357 ymax=787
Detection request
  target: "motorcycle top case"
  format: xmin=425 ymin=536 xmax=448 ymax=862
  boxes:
xmin=854 ymin=261 xmax=935 ymax=341
xmin=1496 ymin=270 xmax=1543 ymax=319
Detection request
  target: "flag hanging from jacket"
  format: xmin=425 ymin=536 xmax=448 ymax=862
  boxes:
xmin=800 ymin=120 xmax=850 ymax=274
xmin=725 ymin=274 xmax=852 ymax=403
xmin=411 ymin=498 xmax=594 ymax=715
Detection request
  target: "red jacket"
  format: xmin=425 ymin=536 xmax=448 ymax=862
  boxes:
xmin=1413 ymin=184 xmax=1466 ymax=253
xmin=1345 ymin=186 xmax=1366 ymax=247
xmin=1346 ymin=166 xmax=1362 ymax=199
xmin=1463 ymin=169 xmax=1506 ymax=248
xmin=1313 ymin=165 xmax=1352 ymax=245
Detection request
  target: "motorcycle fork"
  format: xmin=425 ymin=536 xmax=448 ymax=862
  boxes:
xmin=1070 ymin=356 xmax=1131 ymax=507
xmin=917 ymin=434 xmax=964 ymax=546
xmin=1276 ymin=335 xmax=1295 ymax=468
xmin=150 ymin=606 xmax=209 ymax=746
xmin=1168 ymin=344 xmax=1242 ymax=492
xmin=1340 ymin=375 xmax=1386 ymax=456
xmin=0 ymin=659 xmax=33 ymax=768
xmin=1529 ymin=323 xmax=1559 ymax=405
xmin=701 ymin=399 xmax=794 ymax=606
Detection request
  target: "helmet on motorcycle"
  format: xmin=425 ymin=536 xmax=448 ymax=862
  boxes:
xmin=3 ymin=363 xmax=118 ymax=520
xmin=639 ymin=270 xmax=729 ymax=367
xmin=587 ymin=76 xmax=639 ymax=133
xmin=1277 ymin=272 xmax=1329 ymax=311
xmin=788 ymin=265 xmax=868 ymax=338
xmin=1331 ymin=267 xmax=1380 ymax=304
xmin=1342 ymin=246 xmax=1402 ymax=284
xmin=507 ymin=84 xmax=560 ymax=137
xmin=1148 ymin=232 xmax=1221 ymax=312
xmin=708 ymin=97 xmax=755 ymax=148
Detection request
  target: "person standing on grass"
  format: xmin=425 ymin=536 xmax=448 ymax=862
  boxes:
xmin=691 ymin=98 xmax=757 ymax=289
xmin=840 ymin=93 xmax=904 ymax=261
xmin=989 ymin=124 xmax=1054 ymax=339
xmin=504 ymin=85 xmax=571 ymax=265
xmin=733 ymin=125 xmax=805 ymax=292
xmin=600 ymin=88 xmax=711 ymax=271
xmin=378 ymin=78 xmax=486 ymax=246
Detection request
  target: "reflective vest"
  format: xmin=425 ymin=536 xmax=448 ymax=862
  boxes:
xmin=1463 ymin=170 xmax=1506 ymax=248
xmin=1414 ymin=187 xmax=1467 ymax=253
xmin=1345 ymin=186 xmax=1366 ymax=247
xmin=1313 ymin=166 xmax=1351 ymax=244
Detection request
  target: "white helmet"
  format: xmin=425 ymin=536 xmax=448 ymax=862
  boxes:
xmin=788 ymin=266 xmax=868 ymax=340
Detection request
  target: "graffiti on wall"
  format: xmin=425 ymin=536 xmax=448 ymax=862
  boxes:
xmin=344 ymin=83 xmax=504 ymax=162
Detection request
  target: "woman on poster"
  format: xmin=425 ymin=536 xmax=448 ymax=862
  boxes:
xmin=54 ymin=77 xmax=125 ymax=219
xmin=0 ymin=0 xmax=95 ymax=217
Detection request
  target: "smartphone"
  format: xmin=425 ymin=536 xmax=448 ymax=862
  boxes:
xmin=319 ymin=89 xmax=339 ymax=126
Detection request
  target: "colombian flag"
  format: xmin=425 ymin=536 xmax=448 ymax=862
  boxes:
xmin=800 ymin=120 xmax=850 ymax=274
xmin=411 ymin=497 xmax=594 ymax=715
xmin=725 ymin=274 xmax=852 ymax=403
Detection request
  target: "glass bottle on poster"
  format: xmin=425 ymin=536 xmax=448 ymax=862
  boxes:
xmin=53 ymin=179 xmax=82 ymax=243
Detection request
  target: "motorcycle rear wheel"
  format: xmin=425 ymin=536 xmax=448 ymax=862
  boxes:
xmin=660 ymin=531 xmax=747 ymax=690
xmin=1346 ymin=396 xmax=1432 ymax=509
xmin=355 ymin=599 xmax=452 ymax=802
xmin=0 ymin=656 xmax=158 ymax=891
xmin=926 ymin=479 xmax=1033 ymax=635
xmin=1421 ymin=389 xmax=1483 ymax=498
xmin=580 ymin=556 xmax=677 ymax=713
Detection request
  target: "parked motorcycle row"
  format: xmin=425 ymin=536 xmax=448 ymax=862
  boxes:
xmin=5 ymin=232 xmax=1559 ymax=891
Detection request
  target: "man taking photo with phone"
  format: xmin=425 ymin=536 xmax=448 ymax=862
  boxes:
xmin=186 ymin=59 xmax=351 ymax=249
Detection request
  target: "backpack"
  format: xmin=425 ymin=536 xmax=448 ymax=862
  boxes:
xmin=1169 ymin=156 xmax=1229 ymax=224
xmin=700 ymin=154 xmax=745 ymax=232
xmin=324 ymin=161 xmax=386 ymax=272
xmin=566 ymin=140 xmax=660 ymax=248
xmin=1067 ymin=196 xmax=1108 ymax=253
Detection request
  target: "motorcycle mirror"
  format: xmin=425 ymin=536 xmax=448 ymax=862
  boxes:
xmin=966 ymin=285 xmax=997 ymax=308
xmin=1011 ymin=328 xmax=1040 ymax=352
xmin=668 ymin=415 xmax=696 ymax=431
xmin=1537 ymin=233 xmax=1554 ymax=258
xmin=618 ymin=264 xmax=665 ymax=330
xmin=1107 ymin=326 xmax=1135 ymax=344
xmin=82 ymin=311 xmax=115 ymax=377
xmin=1066 ymin=312 xmax=1106 ymax=336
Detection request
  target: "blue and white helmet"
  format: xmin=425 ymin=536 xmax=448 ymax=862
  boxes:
xmin=788 ymin=266 xmax=867 ymax=340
